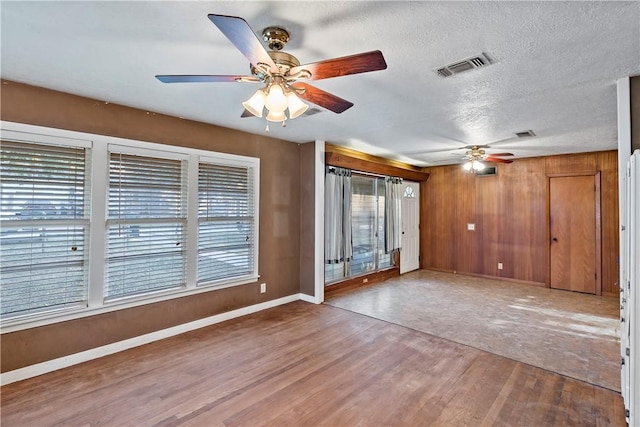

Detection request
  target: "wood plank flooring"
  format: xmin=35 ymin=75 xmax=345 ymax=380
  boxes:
xmin=0 ymin=301 xmax=625 ymax=426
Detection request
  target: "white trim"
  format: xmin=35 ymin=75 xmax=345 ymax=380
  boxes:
xmin=0 ymin=294 xmax=303 ymax=386
xmin=0 ymin=128 xmax=92 ymax=148
xmin=299 ymin=293 xmax=320 ymax=304
xmin=88 ymin=141 xmax=107 ymax=308
xmin=617 ymin=77 xmax=632 ymax=421
xmin=314 ymin=140 xmax=326 ymax=304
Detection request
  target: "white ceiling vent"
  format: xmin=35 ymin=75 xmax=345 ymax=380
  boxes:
xmin=435 ymin=53 xmax=491 ymax=78
xmin=303 ymin=107 xmax=322 ymax=117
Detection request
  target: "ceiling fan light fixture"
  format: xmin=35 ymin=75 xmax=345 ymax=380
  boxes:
xmin=464 ymin=159 xmax=485 ymax=173
xmin=286 ymin=91 xmax=309 ymax=119
xmin=242 ymin=89 xmax=266 ymax=118
xmin=264 ymin=84 xmax=288 ymax=113
xmin=266 ymin=110 xmax=287 ymax=123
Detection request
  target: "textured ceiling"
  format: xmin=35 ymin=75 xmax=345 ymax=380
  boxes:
xmin=1 ymin=1 xmax=639 ymax=166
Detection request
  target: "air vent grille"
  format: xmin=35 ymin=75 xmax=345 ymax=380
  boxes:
xmin=515 ymin=130 xmax=536 ymax=138
xmin=435 ymin=53 xmax=491 ymax=78
xmin=303 ymin=107 xmax=322 ymax=117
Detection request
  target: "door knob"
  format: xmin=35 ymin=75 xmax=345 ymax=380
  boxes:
xmin=552 ymin=237 xmax=558 ymax=242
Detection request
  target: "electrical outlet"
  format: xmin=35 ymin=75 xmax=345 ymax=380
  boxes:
xmin=363 ymin=278 xmax=368 ymax=283
xmin=260 ymin=283 xmax=266 ymax=293
xmin=467 ymin=223 xmax=475 ymax=231
xmin=498 ymin=262 xmax=503 ymax=270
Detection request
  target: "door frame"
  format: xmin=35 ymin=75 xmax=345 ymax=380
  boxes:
xmin=546 ymin=171 xmax=602 ymax=295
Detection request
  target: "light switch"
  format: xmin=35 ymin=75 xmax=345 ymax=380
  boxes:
xmin=467 ymin=223 xmax=475 ymax=231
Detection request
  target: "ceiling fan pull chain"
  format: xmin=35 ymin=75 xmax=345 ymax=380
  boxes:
xmin=265 ymin=122 xmax=270 ymax=133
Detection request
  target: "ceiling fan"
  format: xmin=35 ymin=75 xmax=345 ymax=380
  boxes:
xmin=462 ymin=146 xmax=513 ymax=172
xmin=155 ymin=14 xmax=387 ymax=128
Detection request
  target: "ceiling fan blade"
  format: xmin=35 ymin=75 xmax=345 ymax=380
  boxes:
xmin=290 ymin=50 xmax=387 ymax=81
xmin=208 ymin=14 xmax=278 ymax=73
xmin=241 ymin=109 xmax=256 ymax=118
xmin=292 ymin=82 xmax=354 ymax=114
xmin=485 ymin=157 xmax=513 ymax=164
xmin=155 ymin=75 xmax=259 ymax=83
xmin=489 ymin=152 xmax=514 ymax=157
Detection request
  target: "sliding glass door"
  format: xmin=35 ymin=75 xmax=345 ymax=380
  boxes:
xmin=325 ymin=175 xmax=391 ymax=284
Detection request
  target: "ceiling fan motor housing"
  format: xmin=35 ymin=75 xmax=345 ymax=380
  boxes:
xmin=250 ymin=51 xmax=301 ymax=79
xmin=262 ymin=26 xmax=290 ymax=51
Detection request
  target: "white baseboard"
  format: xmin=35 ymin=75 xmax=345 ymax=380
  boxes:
xmin=299 ymin=293 xmax=321 ymax=304
xmin=1 ymin=294 xmax=304 ymax=386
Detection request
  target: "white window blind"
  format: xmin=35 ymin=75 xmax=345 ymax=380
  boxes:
xmin=0 ymin=140 xmax=90 ymax=318
xmin=198 ymin=162 xmax=255 ymax=284
xmin=106 ymin=150 xmax=187 ymax=300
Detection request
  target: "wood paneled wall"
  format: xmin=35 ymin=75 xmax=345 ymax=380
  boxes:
xmin=421 ymin=151 xmax=619 ymax=296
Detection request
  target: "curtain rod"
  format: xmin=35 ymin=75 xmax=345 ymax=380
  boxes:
xmin=327 ymin=166 xmax=401 ymax=180
xmin=353 ymin=170 xmax=402 ymax=180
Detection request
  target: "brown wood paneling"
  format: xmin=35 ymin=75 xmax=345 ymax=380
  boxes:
xmin=499 ymin=158 xmax=547 ymax=283
xmin=598 ymin=151 xmax=620 ymax=295
xmin=326 ymin=152 xmax=430 ymax=181
xmin=545 ymin=152 xmax=597 ymax=175
xmin=422 ymin=167 xmax=457 ymax=271
xmin=324 ymin=267 xmax=400 ymax=295
xmin=456 ymin=171 xmax=478 ymax=274
xmin=476 ymin=172 xmax=498 ymax=276
xmin=421 ymin=151 xmax=617 ymax=294
xmin=326 ymin=143 xmax=428 ymax=174
xmin=0 ymin=80 xmax=302 ymax=372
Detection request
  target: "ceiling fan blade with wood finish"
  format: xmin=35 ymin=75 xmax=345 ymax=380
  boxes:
xmin=485 ymin=156 xmax=513 ymax=164
xmin=292 ymin=82 xmax=354 ymax=113
xmin=208 ymin=14 xmax=278 ymax=74
xmin=155 ymin=75 xmax=260 ymax=83
xmin=290 ymin=50 xmax=387 ymax=81
xmin=488 ymin=152 xmax=514 ymax=157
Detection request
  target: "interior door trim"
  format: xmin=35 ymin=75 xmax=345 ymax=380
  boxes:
xmin=546 ymin=171 xmax=602 ymax=295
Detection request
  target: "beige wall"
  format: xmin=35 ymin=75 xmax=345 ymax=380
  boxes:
xmin=299 ymin=142 xmax=317 ymax=296
xmin=0 ymin=80 xmax=302 ymax=372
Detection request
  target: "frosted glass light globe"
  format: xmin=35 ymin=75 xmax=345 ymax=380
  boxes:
xmin=265 ymin=85 xmax=287 ymax=113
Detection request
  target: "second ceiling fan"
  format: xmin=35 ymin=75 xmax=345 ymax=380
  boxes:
xmin=463 ymin=146 xmax=513 ymax=172
xmin=156 ymin=14 xmax=387 ymax=127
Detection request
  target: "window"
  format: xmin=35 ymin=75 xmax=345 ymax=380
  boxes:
xmin=198 ymin=161 xmax=256 ymax=284
xmin=0 ymin=122 xmax=260 ymax=330
xmin=106 ymin=148 xmax=187 ymax=300
xmin=1 ymin=139 xmax=90 ymax=318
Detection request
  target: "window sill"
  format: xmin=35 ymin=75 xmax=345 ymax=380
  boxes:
xmin=0 ymin=275 xmax=259 ymax=334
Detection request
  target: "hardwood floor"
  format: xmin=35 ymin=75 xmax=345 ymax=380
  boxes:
xmin=0 ymin=301 xmax=624 ymax=426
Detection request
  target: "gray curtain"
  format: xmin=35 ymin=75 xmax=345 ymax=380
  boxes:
xmin=325 ymin=167 xmax=352 ymax=264
xmin=384 ymin=176 xmax=403 ymax=253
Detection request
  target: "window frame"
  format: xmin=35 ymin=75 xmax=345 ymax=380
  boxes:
xmin=0 ymin=121 xmax=260 ymax=333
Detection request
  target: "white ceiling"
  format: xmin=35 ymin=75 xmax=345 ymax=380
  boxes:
xmin=1 ymin=1 xmax=639 ymax=166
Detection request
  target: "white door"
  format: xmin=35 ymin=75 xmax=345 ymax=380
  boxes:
xmin=400 ymin=181 xmax=420 ymax=274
